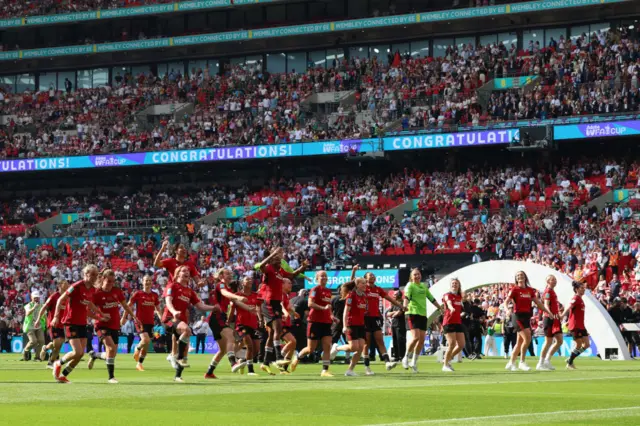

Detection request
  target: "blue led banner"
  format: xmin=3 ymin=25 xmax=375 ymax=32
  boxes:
xmin=304 ymin=269 xmax=400 ymax=290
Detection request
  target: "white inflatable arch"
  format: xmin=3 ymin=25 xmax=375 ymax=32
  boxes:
xmin=424 ymin=260 xmax=630 ymax=361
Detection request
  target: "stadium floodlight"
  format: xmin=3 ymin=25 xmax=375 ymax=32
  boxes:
xmin=383 ymin=264 xmax=391 ymax=269
xmin=366 ymin=264 xmax=374 ymax=269
xmin=399 ymin=264 xmax=407 ymax=268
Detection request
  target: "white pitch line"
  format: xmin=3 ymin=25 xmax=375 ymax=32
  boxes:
xmin=365 ymin=406 xmax=640 ymax=426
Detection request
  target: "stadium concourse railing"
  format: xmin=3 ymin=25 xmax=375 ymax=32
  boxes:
xmin=53 ymin=217 xmax=180 ymax=237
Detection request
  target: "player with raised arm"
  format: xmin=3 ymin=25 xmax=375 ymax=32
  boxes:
xmin=504 ymin=271 xmax=553 ymax=372
xmin=88 ymin=269 xmax=140 ymax=383
xmin=123 ymin=275 xmax=162 ymax=371
xmin=278 ymin=278 xmax=298 ymax=374
xmin=403 ymin=269 xmax=442 ymax=373
xmin=163 ymin=265 xmax=217 ymax=382
xmin=51 ymin=265 xmax=106 ymax=383
xmin=442 ymin=278 xmax=465 ymax=373
xmin=35 ymin=280 xmax=69 ymax=368
xmin=563 ymin=281 xmax=590 ymax=370
xmin=204 ymin=269 xmax=248 ymax=379
xmin=291 ymin=270 xmax=335 ymax=377
xmin=257 ymin=247 xmax=308 ymax=370
xmin=537 ymin=275 xmax=563 ymax=371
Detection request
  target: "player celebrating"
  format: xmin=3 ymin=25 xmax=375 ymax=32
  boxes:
xmin=51 ymin=265 xmax=106 ymax=383
xmin=124 ymin=275 xmax=162 ymax=371
xmin=537 ymin=275 xmax=563 ymax=371
xmin=204 ymin=269 xmax=247 ymax=379
xmin=359 ymin=267 xmax=403 ymax=374
xmin=35 ymin=280 xmax=69 ymax=368
xmin=504 ymin=271 xmax=552 ymax=372
xmin=337 ymin=278 xmax=367 ymax=376
xmin=257 ymin=247 xmax=308 ymax=370
xmin=232 ymin=277 xmax=262 ymax=376
xmin=163 ymin=265 xmax=218 ymax=382
xmin=278 ymin=278 xmax=298 ymax=374
xmin=442 ymin=278 xmax=464 ymax=373
xmin=563 ymin=281 xmax=590 ymax=370
xmin=291 ymin=270 xmax=334 ymax=377
xmin=88 ymin=269 xmax=140 ymax=383
xmin=403 ymin=269 xmax=442 ymax=373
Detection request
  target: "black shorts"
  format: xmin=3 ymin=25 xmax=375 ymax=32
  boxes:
xmin=307 ymin=322 xmax=332 ymax=340
xmin=96 ymin=328 xmax=120 ymax=343
xmin=262 ymin=300 xmax=283 ymax=325
xmin=163 ymin=319 xmax=180 ymax=337
xmin=571 ymin=329 xmax=589 ymax=339
xmin=282 ymin=326 xmax=293 ymax=337
xmin=136 ymin=324 xmax=153 ymax=336
xmin=209 ymin=314 xmax=230 ymax=341
xmin=236 ymin=325 xmax=260 ymax=340
xmin=543 ymin=317 xmax=562 ymax=337
xmin=365 ymin=316 xmax=383 ymax=333
xmin=407 ymin=314 xmax=427 ymax=331
xmin=64 ymin=324 xmax=88 ymax=340
xmin=513 ymin=313 xmax=532 ymax=332
xmin=346 ymin=325 xmax=366 ymax=341
xmin=50 ymin=327 xmax=65 ymax=340
xmin=443 ymin=324 xmax=465 ymax=334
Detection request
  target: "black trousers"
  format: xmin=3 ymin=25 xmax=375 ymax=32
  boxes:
xmin=86 ymin=325 xmax=95 ymax=353
xmin=528 ymin=337 xmax=536 ymax=356
xmin=391 ymin=326 xmax=406 ymax=360
xmin=503 ymin=331 xmax=516 ymax=355
xmin=195 ymin=333 xmax=206 ymax=354
xmin=468 ymin=327 xmax=483 ymax=355
xmin=126 ymin=334 xmax=135 ymax=353
xmin=0 ymin=330 xmax=9 ymax=353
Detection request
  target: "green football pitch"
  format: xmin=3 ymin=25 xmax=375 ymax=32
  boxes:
xmin=1 ymin=354 xmax=640 ymax=425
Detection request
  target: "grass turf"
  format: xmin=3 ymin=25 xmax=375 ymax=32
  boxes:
xmin=1 ymin=354 xmax=640 ymax=425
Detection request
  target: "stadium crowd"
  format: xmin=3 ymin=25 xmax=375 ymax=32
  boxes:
xmin=1 ymin=24 xmax=639 ymax=160
xmin=1 ymin=156 xmax=638 ymax=353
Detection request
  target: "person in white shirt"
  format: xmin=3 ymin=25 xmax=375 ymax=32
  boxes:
xmin=193 ymin=316 xmax=211 ymax=354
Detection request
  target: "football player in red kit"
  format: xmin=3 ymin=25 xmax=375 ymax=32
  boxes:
xmin=537 ymin=275 xmax=563 ymax=371
xmin=35 ymin=280 xmax=69 ymax=368
xmin=88 ymin=269 xmax=140 ymax=383
xmin=504 ymin=271 xmax=552 ymax=372
xmin=123 ymin=275 xmax=162 ymax=371
xmin=563 ymin=281 xmax=590 ymax=370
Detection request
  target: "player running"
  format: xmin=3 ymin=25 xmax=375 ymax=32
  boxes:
xmin=88 ymin=269 xmax=140 ymax=383
xmin=504 ymin=271 xmax=552 ymax=372
xmin=124 ymin=275 xmax=162 ymax=371
xmin=291 ymin=270 xmax=334 ymax=377
xmin=442 ymin=278 xmax=464 ymax=373
xmin=403 ymin=269 xmax=442 ymax=373
xmin=537 ymin=275 xmax=563 ymax=371
xmin=257 ymin=247 xmax=308 ymax=370
xmin=35 ymin=280 xmax=69 ymax=368
xmin=334 ymin=278 xmax=367 ymax=376
xmin=154 ymin=239 xmax=204 ymax=369
xmin=204 ymin=269 xmax=248 ymax=379
xmin=232 ymin=277 xmax=262 ymax=376
xmin=163 ymin=265 xmax=217 ymax=382
xmin=359 ymin=267 xmax=404 ymax=374
xmin=278 ymin=278 xmax=298 ymax=374
xmin=51 ymin=265 xmax=106 ymax=383
xmin=563 ymin=281 xmax=590 ymax=370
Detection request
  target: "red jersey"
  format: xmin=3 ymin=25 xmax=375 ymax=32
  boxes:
xmin=162 ymin=282 xmax=200 ymax=323
xmin=160 ymin=258 xmax=199 ymax=281
xmin=542 ymin=287 xmax=559 ymax=317
xmin=43 ymin=291 xmax=61 ymax=328
xmin=568 ymin=294 xmax=586 ymax=330
xmin=365 ymin=284 xmax=387 ymax=318
xmin=93 ymin=287 xmax=125 ymax=330
xmin=261 ymin=264 xmax=294 ymax=302
xmin=214 ymin=282 xmax=231 ymax=313
xmin=130 ymin=290 xmax=160 ymax=325
xmin=62 ymin=281 xmax=95 ymax=326
xmin=508 ymin=286 xmax=537 ymax=314
xmin=235 ymin=292 xmax=259 ymax=329
xmin=282 ymin=292 xmax=292 ymax=327
xmin=308 ymin=285 xmax=332 ymax=323
xmin=345 ymin=290 xmax=367 ymax=326
xmin=442 ymin=292 xmax=463 ymax=325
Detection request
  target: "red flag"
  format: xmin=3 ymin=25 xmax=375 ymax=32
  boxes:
xmin=392 ymin=51 xmax=401 ymax=68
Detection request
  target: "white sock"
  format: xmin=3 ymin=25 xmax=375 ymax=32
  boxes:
xmin=412 ymin=351 xmax=420 ymax=364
